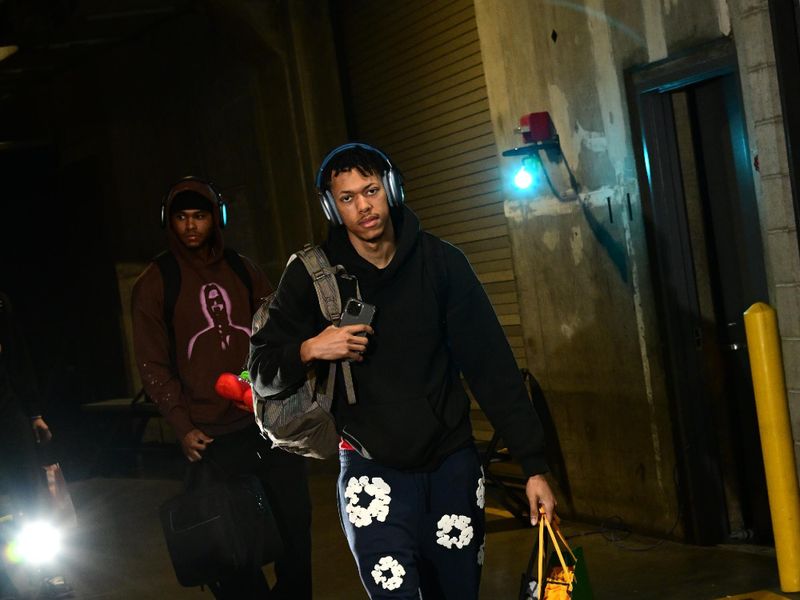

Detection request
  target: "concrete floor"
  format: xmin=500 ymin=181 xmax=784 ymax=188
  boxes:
xmin=5 ymin=449 xmax=800 ymax=600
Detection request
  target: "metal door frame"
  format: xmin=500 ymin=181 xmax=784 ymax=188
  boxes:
xmin=626 ymin=38 xmax=755 ymax=544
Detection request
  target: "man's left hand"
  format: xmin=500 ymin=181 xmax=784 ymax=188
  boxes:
xmin=526 ymin=474 xmax=556 ymax=526
xmin=31 ymin=417 xmax=53 ymax=444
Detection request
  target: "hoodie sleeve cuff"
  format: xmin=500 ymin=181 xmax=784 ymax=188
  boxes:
xmin=280 ymin=341 xmax=308 ymax=384
xmin=25 ymin=398 xmax=43 ymax=419
xmin=168 ymin=409 xmax=195 ymax=441
xmin=519 ymin=455 xmax=550 ymax=479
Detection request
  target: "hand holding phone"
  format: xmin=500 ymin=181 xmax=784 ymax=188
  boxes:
xmin=339 ymin=298 xmax=376 ymax=336
xmin=301 ymin=298 xmax=376 ymax=363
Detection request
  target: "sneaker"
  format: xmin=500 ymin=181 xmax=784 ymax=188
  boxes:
xmin=40 ymin=575 xmax=73 ymax=599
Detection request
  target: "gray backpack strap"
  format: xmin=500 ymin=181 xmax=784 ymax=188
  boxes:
xmin=325 ymin=362 xmax=336 ymax=399
xmin=317 ymin=361 xmax=354 ymax=410
xmin=341 ymin=362 xmax=356 ymax=406
xmin=295 ymin=244 xmax=344 ymax=323
xmin=293 ymin=244 xmax=358 ymax=406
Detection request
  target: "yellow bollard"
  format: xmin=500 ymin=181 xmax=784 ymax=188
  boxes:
xmin=744 ymin=302 xmax=800 ymax=592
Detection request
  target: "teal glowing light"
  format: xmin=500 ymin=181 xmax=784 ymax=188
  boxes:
xmin=514 ymin=164 xmax=534 ymax=190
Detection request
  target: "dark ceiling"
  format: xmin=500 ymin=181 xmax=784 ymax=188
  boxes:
xmin=0 ymin=0 xmax=195 ymax=101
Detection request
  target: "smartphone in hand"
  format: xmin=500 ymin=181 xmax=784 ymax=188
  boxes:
xmin=339 ymin=298 xmax=376 ymax=336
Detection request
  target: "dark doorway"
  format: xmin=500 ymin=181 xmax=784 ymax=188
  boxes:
xmin=627 ymin=39 xmax=771 ymax=544
xmin=0 ymin=146 xmax=127 ymax=417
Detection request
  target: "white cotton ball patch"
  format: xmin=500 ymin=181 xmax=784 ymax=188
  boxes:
xmin=344 ymin=476 xmax=392 ymax=528
xmin=477 ymin=536 xmax=486 ymax=566
xmin=525 ymin=578 xmax=540 ymax=599
xmin=476 ymin=470 xmax=485 ymax=509
xmin=371 ymin=555 xmax=406 ymax=591
xmin=435 ymin=514 xmax=474 ymax=549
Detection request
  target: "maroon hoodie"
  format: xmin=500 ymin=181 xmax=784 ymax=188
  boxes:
xmin=132 ymin=181 xmax=271 ymax=439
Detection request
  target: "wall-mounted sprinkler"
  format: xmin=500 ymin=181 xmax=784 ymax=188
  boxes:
xmin=502 ymin=111 xmax=579 ymax=200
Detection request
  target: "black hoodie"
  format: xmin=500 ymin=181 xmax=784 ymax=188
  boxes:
xmin=250 ymin=207 xmax=547 ymax=476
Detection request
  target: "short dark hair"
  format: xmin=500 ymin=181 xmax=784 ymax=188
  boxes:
xmin=320 ymin=145 xmax=392 ymax=192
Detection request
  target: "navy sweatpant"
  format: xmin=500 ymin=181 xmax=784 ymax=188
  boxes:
xmin=337 ymin=446 xmax=486 ymax=599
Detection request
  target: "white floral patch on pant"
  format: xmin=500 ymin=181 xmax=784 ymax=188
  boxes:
xmin=435 ymin=514 xmax=474 ymax=549
xmin=344 ymin=476 xmax=392 ymax=528
xmin=477 ymin=536 xmax=486 ymax=566
xmin=476 ymin=469 xmax=485 ymax=509
xmin=371 ymin=555 xmax=406 ymax=591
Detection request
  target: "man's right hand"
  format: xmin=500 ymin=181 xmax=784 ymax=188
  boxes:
xmin=181 ymin=428 xmax=214 ymax=462
xmin=31 ymin=417 xmax=53 ymax=444
xmin=300 ymin=324 xmax=374 ymax=363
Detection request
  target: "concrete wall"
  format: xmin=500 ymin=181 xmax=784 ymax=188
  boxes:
xmin=730 ymin=0 xmax=800 ymax=473
xmin=474 ymin=0 xmax=799 ymax=535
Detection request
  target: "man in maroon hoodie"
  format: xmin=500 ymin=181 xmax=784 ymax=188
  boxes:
xmin=132 ymin=178 xmax=311 ymax=599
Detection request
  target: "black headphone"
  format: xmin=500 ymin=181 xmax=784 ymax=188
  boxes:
xmin=160 ymin=176 xmax=228 ymax=229
xmin=315 ymin=142 xmax=404 ymax=226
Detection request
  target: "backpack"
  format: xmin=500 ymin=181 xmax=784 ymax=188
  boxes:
xmin=249 ymin=244 xmax=358 ymax=460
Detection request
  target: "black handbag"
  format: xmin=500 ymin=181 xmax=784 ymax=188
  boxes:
xmin=159 ymin=460 xmax=284 ymax=587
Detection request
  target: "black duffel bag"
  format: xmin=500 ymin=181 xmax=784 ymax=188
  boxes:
xmin=159 ymin=459 xmax=284 ymax=587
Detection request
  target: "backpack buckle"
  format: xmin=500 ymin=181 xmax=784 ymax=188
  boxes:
xmin=312 ymin=268 xmax=333 ymax=282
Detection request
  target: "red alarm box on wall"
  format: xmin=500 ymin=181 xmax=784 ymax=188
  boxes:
xmin=519 ymin=112 xmax=557 ymax=144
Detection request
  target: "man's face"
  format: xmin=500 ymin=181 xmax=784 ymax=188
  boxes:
xmin=170 ymin=209 xmax=213 ymax=250
xmin=205 ymin=286 xmax=226 ymax=318
xmin=330 ymin=169 xmax=391 ymax=244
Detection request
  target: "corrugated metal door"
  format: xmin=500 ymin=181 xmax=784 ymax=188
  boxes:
xmin=334 ymin=0 xmax=527 ymax=373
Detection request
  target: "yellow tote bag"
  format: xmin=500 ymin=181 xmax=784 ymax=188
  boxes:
xmin=520 ymin=509 xmax=593 ymax=600
xmin=538 ymin=512 xmax=577 ymax=599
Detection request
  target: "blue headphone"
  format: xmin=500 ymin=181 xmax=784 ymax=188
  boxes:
xmin=315 ymin=142 xmax=405 ymax=225
xmin=161 ymin=176 xmax=228 ymax=229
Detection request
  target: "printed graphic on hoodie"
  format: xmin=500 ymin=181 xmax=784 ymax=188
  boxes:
xmin=187 ymin=283 xmax=251 ymax=360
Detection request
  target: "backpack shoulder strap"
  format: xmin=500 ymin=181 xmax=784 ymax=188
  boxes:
xmin=153 ymin=250 xmax=181 ymax=367
xmin=294 ymin=244 xmax=344 ymax=323
xmin=292 ymin=244 xmax=358 ymax=405
xmin=223 ymin=247 xmax=255 ymax=315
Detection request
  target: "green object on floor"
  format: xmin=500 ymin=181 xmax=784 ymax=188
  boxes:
xmin=571 ymin=547 xmax=593 ymax=600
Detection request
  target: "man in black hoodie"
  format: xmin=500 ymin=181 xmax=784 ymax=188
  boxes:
xmin=250 ymin=144 xmax=555 ymax=599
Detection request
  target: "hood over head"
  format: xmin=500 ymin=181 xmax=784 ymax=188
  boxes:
xmin=163 ymin=178 xmax=225 ymax=264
